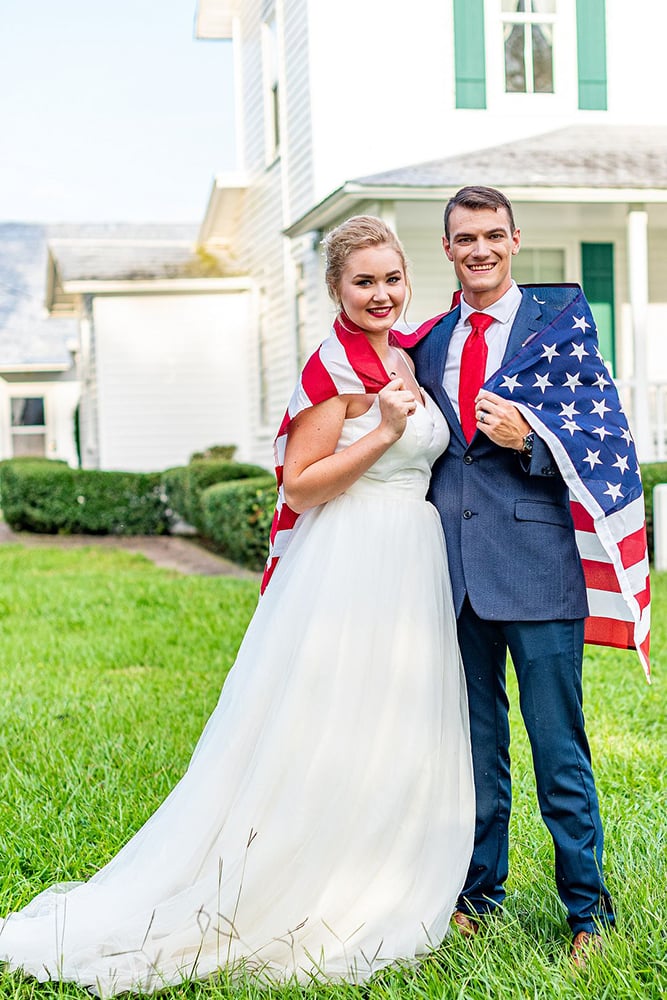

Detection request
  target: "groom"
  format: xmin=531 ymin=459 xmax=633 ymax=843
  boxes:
xmin=411 ymin=185 xmax=614 ymax=965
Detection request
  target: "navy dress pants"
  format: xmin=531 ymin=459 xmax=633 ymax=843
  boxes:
xmin=456 ymin=598 xmax=614 ymax=935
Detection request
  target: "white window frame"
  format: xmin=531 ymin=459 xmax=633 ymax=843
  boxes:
xmin=484 ymin=0 xmax=578 ymax=114
xmin=9 ymin=393 xmax=48 ymax=458
xmin=261 ymin=12 xmax=281 ymax=165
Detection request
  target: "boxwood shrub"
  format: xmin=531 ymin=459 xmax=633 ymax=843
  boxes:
xmin=0 ymin=459 xmax=169 ymax=535
xmin=200 ymin=476 xmax=276 ymax=571
xmin=162 ymin=460 xmax=268 ymax=531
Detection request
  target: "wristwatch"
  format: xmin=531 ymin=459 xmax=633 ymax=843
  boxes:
xmin=520 ymin=431 xmax=534 ymax=457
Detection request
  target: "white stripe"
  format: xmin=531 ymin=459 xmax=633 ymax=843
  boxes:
xmin=576 ymin=528 xmax=611 ymax=562
xmin=321 ymin=334 xmax=367 ymax=394
xmin=626 ymin=556 xmax=650 ymax=595
xmin=586 ymin=588 xmax=634 ymax=620
xmin=275 ymin=432 xmax=288 ymax=467
xmin=604 ymin=495 xmax=646 ymax=542
xmin=271 ymin=527 xmax=294 ymax=558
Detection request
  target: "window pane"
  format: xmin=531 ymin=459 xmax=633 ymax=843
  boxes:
xmin=502 ymin=1 xmax=557 ymax=14
xmin=11 ymin=433 xmax=46 ymax=458
xmin=11 ymin=397 xmax=45 ymax=427
xmin=504 ymin=23 xmax=526 ymax=92
xmin=532 ymin=23 xmax=554 ymax=92
xmin=512 ymin=249 xmax=565 ymax=284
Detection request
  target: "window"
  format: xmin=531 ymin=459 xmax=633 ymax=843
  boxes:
xmin=11 ymin=396 xmax=46 ymax=457
xmin=501 ymin=0 xmax=557 ymax=94
xmin=257 ymin=291 xmax=270 ymax=426
xmin=262 ymin=14 xmax=280 ymax=162
xmin=294 ymin=263 xmax=308 ymax=371
xmin=512 ymin=248 xmax=565 ymax=284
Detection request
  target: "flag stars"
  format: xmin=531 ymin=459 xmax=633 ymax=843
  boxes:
xmin=570 ymin=342 xmax=589 ymax=361
xmin=563 ymin=371 xmax=583 ymax=392
xmin=604 ymin=482 xmax=623 ymax=502
xmin=541 ymin=344 xmax=560 ymax=363
xmin=593 ymin=425 xmax=612 ymax=441
xmin=499 ymin=374 xmax=522 ymax=393
xmin=561 ymin=418 xmax=581 ymax=436
xmin=560 ymin=401 xmax=580 ymax=419
xmin=620 ymin=427 xmax=633 ymax=445
xmin=583 ymin=449 xmax=603 ymax=470
xmin=613 ymin=453 xmax=630 ymax=474
xmin=572 ymin=315 xmax=592 ymax=333
xmin=533 ymin=372 xmax=552 ymax=393
xmin=591 ymin=398 xmax=611 ymax=418
xmin=593 ymin=371 xmax=610 ymax=390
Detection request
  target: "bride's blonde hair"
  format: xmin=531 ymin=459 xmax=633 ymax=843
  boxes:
xmin=322 ymin=215 xmax=412 ymax=317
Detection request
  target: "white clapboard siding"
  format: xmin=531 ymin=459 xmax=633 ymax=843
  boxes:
xmin=306 ymin=0 xmax=453 ymax=204
xmin=92 ymin=292 xmax=252 ymax=472
xmin=283 ymin=0 xmax=314 ymax=225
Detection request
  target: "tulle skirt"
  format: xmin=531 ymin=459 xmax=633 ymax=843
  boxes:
xmin=0 ymin=489 xmax=474 ymax=995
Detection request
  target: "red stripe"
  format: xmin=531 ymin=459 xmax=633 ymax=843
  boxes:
xmin=260 ymin=556 xmax=279 ymax=595
xmin=300 ymin=347 xmax=339 ymax=405
xmin=570 ymin=500 xmax=595 ymax=532
xmin=640 ymin=633 xmax=651 ymax=664
xmin=634 ymin=581 xmax=651 ymax=613
xmin=582 ymin=559 xmax=621 ymax=592
xmin=584 ymin=615 xmax=635 ymax=649
xmin=618 ymin=526 xmax=648 ymax=569
xmin=393 ymin=312 xmax=448 ymax=348
xmin=335 ymin=322 xmax=388 ymax=391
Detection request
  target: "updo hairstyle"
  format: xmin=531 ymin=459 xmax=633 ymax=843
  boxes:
xmin=322 ymin=215 xmax=411 ymax=314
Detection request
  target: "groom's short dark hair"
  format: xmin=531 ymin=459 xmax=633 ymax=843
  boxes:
xmin=444 ymin=186 xmax=516 ymax=240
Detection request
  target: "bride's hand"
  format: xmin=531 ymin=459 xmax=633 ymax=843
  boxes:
xmin=378 ymin=378 xmax=417 ymax=440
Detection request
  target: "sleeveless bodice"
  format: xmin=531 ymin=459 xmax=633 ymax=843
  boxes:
xmin=335 ymin=392 xmax=449 ymax=500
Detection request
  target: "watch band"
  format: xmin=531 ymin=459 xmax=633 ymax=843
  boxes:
xmin=521 ymin=430 xmax=534 ymax=456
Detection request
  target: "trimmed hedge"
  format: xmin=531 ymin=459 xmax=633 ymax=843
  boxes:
xmin=162 ymin=460 xmax=268 ymax=531
xmin=201 ymin=476 xmax=276 ymax=571
xmin=0 ymin=460 xmax=168 ymax=535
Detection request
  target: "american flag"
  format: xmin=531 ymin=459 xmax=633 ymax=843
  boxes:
xmin=263 ymin=291 xmax=650 ymax=681
xmin=261 ymin=315 xmax=396 ymax=595
xmin=483 ymin=285 xmax=651 ymax=681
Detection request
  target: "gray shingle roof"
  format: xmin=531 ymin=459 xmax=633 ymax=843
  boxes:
xmin=353 ymin=125 xmax=667 ymax=189
xmin=47 ymin=223 xmax=214 ymax=282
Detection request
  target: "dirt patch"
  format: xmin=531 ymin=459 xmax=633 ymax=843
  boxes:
xmin=0 ymin=522 xmax=260 ymax=580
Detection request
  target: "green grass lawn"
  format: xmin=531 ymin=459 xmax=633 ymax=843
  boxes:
xmin=0 ymin=545 xmax=664 ymax=999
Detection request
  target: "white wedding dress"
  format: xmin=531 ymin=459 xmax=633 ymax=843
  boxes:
xmin=0 ymin=392 xmax=474 ymax=996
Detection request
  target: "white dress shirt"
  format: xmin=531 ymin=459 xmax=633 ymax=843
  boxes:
xmin=443 ymin=281 xmax=523 ymax=419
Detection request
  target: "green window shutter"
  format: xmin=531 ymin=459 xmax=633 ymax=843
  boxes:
xmin=576 ymin=0 xmax=607 ymax=110
xmin=581 ymin=243 xmax=615 ymax=373
xmin=454 ymin=0 xmax=486 ymax=109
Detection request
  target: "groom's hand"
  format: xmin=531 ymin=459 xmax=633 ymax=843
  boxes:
xmin=473 ymin=390 xmax=531 ymax=450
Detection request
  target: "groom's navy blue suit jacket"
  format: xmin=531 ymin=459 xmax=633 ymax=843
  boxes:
xmin=412 ymin=287 xmax=589 ymax=622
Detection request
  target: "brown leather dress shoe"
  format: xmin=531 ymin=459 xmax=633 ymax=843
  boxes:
xmin=571 ymin=930 xmax=603 ymax=970
xmin=451 ymin=910 xmax=480 ymax=938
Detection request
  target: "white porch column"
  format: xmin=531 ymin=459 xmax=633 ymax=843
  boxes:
xmin=627 ymin=207 xmax=651 ymax=459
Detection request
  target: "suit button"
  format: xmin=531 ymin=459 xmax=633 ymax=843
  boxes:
xmin=463 ymin=509 xmax=473 ymax=519
xmin=463 ymin=454 xmax=473 ymax=465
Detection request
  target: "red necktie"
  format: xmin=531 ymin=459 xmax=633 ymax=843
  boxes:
xmin=458 ymin=311 xmax=493 ymax=442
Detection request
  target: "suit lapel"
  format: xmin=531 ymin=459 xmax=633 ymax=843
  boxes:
xmin=419 ymin=308 xmax=466 ymax=446
xmin=502 ymin=287 xmax=543 ymax=366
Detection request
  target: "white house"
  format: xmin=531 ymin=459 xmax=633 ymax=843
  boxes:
xmin=194 ymin=0 xmax=667 ymax=466
xmin=46 ymin=226 xmax=254 ymax=471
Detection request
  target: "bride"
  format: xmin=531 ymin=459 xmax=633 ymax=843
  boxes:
xmin=0 ymin=216 xmax=474 ymax=995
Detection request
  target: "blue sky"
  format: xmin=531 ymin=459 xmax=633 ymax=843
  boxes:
xmin=0 ymin=0 xmax=235 ymax=223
